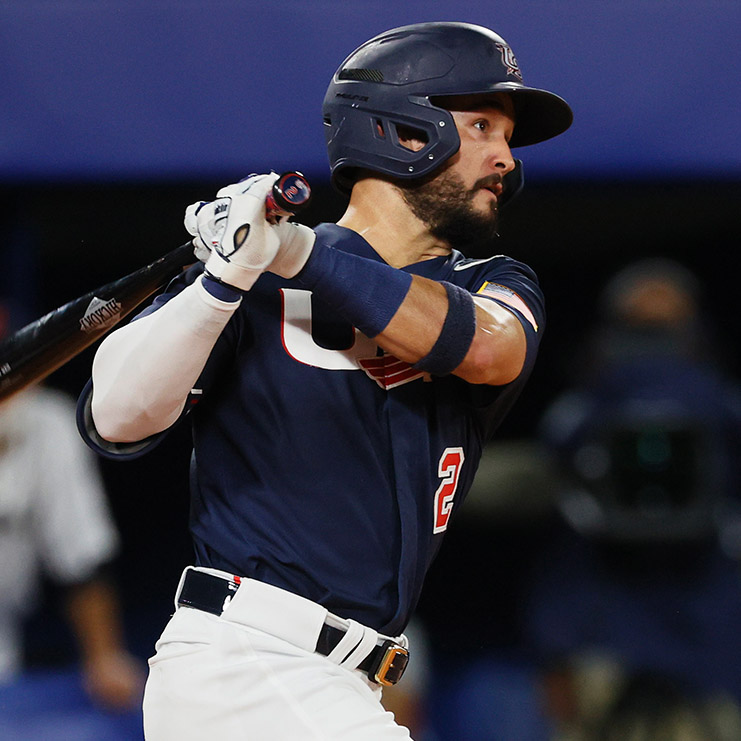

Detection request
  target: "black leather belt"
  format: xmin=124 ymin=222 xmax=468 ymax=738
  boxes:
xmin=177 ymin=569 xmax=409 ymax=686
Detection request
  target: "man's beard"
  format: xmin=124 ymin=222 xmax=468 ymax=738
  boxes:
xmin=398 ymin=169 xmax=501 ymax=258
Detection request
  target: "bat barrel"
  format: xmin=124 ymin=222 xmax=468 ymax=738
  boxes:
xmin=0 ymin=241 xmax=195 ymax=402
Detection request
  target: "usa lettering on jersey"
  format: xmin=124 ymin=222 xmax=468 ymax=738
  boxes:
xmin=280 ymin=288 xmax=426 ymax=388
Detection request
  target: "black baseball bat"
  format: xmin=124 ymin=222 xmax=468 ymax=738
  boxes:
xmin=0 ymin=172 xmax=311 ymax=402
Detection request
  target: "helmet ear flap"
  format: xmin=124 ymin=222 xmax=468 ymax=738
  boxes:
xmin=499 ymin=159 xmax=524 ymax=207
xmin=325 ymin=104 xmax=460 ymax=194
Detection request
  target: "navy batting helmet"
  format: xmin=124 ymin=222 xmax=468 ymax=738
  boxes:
xmin=323 ymin=22 xmax=573 ymax=195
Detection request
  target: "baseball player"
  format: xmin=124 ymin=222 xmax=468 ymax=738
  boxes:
xmin=79 ymin=22 xmax=572 ymax=740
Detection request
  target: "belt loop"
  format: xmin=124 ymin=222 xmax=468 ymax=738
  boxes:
xmin=339 ymin=624 xmax=378 ymax=672
xmin=325 ymin=619 xmax=364 ymax=665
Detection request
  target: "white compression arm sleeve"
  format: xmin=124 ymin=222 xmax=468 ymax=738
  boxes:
xmin=91 ymin=277 xmax=240 ymax=442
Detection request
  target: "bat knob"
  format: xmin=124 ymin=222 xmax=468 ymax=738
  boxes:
xmin=266 ymin=172 xmax=312 ymax=221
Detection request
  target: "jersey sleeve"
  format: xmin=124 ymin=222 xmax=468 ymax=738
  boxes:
xmin=472 ymin=257 xmax=544 ymax=334
xmin=454 ymin=256 xmax=546 ymax=436
xmin=76 ymin=378 xmax=178 ymax=459
xmin=466 ymin=256 xmax=545 ymax=381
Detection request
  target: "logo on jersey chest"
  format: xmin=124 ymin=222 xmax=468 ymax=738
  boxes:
xmin=280 ymin=288 xmax=426 ymax=389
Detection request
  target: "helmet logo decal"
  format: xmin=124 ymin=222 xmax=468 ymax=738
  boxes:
xmin=494 ymin=42 xmax=523 ymax=81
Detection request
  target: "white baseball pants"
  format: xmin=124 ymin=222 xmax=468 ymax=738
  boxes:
xmin=142 ymin=569 xmax=413 ymax=740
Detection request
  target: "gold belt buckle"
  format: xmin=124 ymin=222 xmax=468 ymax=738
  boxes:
xmin=373 ymin=641 xmax=410 ymax=686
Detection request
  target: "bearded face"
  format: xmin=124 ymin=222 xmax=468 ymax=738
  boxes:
xmin=397 ymin=168 xmax=503 ymax=258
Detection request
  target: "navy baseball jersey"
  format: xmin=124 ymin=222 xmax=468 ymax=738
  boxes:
xmin=82 ymin=223 xmax=545 ymax=636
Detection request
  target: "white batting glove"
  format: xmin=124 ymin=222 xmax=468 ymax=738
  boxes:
xmin=184 ymin=173 xmax=281 ymax=291
xmin=268 ymin=221 xmax=317 ymax=278
xmin=184 ymin=200 xmax=214 ymax=262
xmin=184 ymin=174 xmax=276 ymax=258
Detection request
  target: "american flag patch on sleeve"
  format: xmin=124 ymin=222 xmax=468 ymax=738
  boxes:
xmin=476 ymin=281 xmax=539 ymax=331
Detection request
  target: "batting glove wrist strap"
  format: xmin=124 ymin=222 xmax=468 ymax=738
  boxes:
xmin=296 ymin=242 xmax=412 ymax=338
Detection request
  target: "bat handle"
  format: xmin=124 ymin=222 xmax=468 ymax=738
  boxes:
xmin=265 ymin=172 xmax=312 ymax=224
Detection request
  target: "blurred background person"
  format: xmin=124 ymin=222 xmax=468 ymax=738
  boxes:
xmin=0 ymin=300 xmax=145 ymax=712
xmin=525 ymin=258 xmax=741 ymax=740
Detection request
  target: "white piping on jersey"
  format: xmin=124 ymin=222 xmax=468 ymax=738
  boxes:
xmin=452 ymin=255 xmax=504 ymax=271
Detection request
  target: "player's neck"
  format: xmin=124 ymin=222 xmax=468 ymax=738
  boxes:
xmin=336 ymin=178 xmax=451 ymax=267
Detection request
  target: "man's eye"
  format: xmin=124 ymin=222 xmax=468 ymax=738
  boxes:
xmin=473 ymin=120 xmax=488 ymax=132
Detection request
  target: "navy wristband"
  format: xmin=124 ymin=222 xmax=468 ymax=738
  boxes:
xmin=201 ymin=272 xmax=243 ymax=303
xmin=414 ymin=282 xmax=476 ymax=376
xmin=296 ymin=243 xmax=412 ymax=338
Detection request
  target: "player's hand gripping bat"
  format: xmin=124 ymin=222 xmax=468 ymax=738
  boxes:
xmin=0 ymin=172 xmax=311 ymax=402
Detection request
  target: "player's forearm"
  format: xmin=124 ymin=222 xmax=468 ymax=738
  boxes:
xmin=296 ymin=245 xmax=526 ymax=385
xmin=376 ymin=275 xmax=527 ymax=385
xmin=91 ymin=278 xmax=238 ymax=442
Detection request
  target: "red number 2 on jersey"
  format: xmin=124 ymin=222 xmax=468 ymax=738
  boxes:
xmin=433 ymin=447 xmax=465 ymax=534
